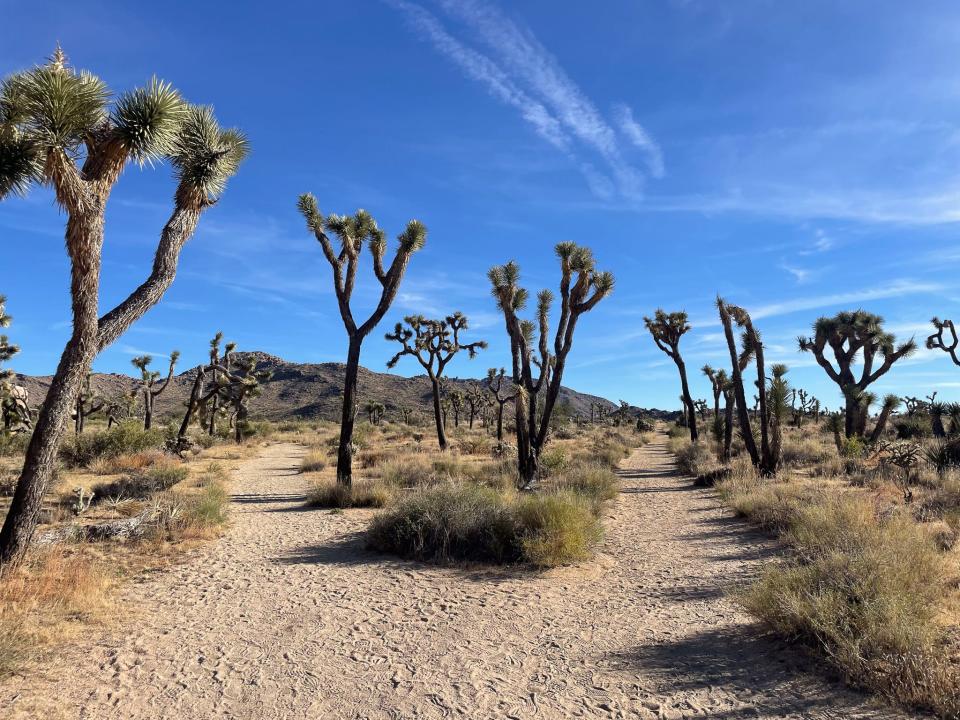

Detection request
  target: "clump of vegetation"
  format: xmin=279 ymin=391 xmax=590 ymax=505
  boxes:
xmin=59 ymin=423 xmax=166 ymax=468
xmin=554 ymin=463 xmax=618 ymax=513
xmin=742 ymin=498 xmax=958 ymax=717
xmin=670 ymin=438 xmax=715 ymax=477
xmin=307 ymin=478 xmax=394 ymax=509
xmin=368 ymin=483 xmax=604 ymax=567
xmin=300 ymin=450 xmax=329 ymax=474
xmin=92 ymin=462 xmax=188 ymax=501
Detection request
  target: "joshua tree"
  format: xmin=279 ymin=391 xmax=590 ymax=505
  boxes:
xmin=397 ymin=405 xmax=414 ymax=424
xmin=464 ymin=384 xmax=488 ymax=429
xmin=719 ymin=372 xmax=735 ymax=461
xmin=72 ymin=373 xmax=105 ymax=434
xmin=447 ymin=389 xmax=464 ymax=428
xmin=789 ymin=388 xmax=815 ymax=428
xmin=765 ymin=363 xmax=790 ymax=472
xmin=613 ymin=400 xmax=633 ymax=426
xmin=297 ymin=196 xmax=425 ymax=486
xmin=702 ymin=364 xmax=723 ymax=421
xmin=0 ymin=50 xmax=247 ymax=568
xmin=948 ymin=403 xmax=960 ymax=436
xmin=131 ymin=352 xmax=179 ymax=430
xmin=221 ymin=357 xmax=271 ymax=443
xmin=106 ymin=390 xmax=137 ymax=429
xmin=0 ymin=297 xmax=30 ymax=433
xmin=868 ymin=394 xmax=901 ymax=443
xmin=927 ymin=317 xmax=960 ymax=365
xmin=826 ymin=412 xmax=845 ymax=453
xmin=386 ymin=313 xmax=486 ymax=450
xmin=716 ymin=298 xmax=759 ymax=464
xmin=644 ymin=310 xmax=697 ymax=441
xmin=902 ymin=395 xmax=928 ymax=417
xmin=486 ymin=367 xmax=516 ymax=442
xmin=693 ymin=399 xmax=708 ymax=422
xmin=799 ymin=311 xmax=916 ymax=439
xmin=364 ymin=401 xmax=385 ymax=425
xmin=489 ymin=243 xmax=613 ymax=485
xmin=930 ymin=401 xmax=947 ymax=438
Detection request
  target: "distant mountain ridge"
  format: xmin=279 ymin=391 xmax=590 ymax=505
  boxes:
xmin=13 ymin=351 xmax=678 ymax=424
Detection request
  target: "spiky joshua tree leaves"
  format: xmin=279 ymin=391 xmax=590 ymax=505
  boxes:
xmin=0 ymin=50 xmax=247 ymax=569
xmin=489 ymin=242 xmax=613 ymax=487
xmin=799 ymin=311 xmax=916 ymax=439
xmin=297 ymin=195 xmax=425 ymax=486
xmin=131 ymin=352 xmax=179 ymax=430
xmin=645 ymin=310 xmax=697 ymax=442
xmin=386 ymin=313 xmax=487 ymax=450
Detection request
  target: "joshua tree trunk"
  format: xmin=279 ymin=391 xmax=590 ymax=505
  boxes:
xmin=178 ymin=369 xmax=206 ymax=440
xmin=0 ymin=214 xmax=103 ymax=567
xmin=869 ymin=404 xmax=894 ymax=443
xmin=723 ymin=392 xmax=735 ymax=461
xmin=676 ymin=359 xmax=698 ymax=442
xmin=336 ymin=337 xmax=363 ymax=483
xmin=496 ymin=401 xmax=505 ymax=441
xmin=143 ymin=390 xmax=154 ymax=430
xmin=430 ymin=377 xmax=448 ymax=450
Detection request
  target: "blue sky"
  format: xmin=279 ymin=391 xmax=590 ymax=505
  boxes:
xmin=2 ymin=0 xmax=960 ymax=411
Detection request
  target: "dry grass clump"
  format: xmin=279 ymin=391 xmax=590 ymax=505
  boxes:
xmin=742 ymin=498 xmax=959 ymax=717
xmin=669 ymin=438 xmax=716 ymax=477
xmin=553 ymin=463 xmax=618 ymax=513
xmin=780 ymin=435 xmax=835 ymax=467
xmin=307 ymin=478 xmax=394 ymax=509
xmin=92 ymin=461 xmax=189 ymax=501
xmin=299 ymin=450 xmax=329 ymax=473
xmin=88 ymin=450 xmax=167 ymax=475
xmin=367 ymin=477 xmax=608 ymax=567
xmin=717 ymin=467 xmax=821 ymax=534
xmin=150 ymin=464 xmax=230 ymax=540
xmin=0 ymin=549 xmax=111 ymax=677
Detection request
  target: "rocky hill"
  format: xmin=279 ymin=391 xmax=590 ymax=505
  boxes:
xmin=14 ymin=352 xmax=637 ymax=424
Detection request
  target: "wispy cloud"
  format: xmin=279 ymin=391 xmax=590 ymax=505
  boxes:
xmin=780 ymin=263 xmax=812 ymax=284
xmin=386 ymin=0 xmax=662 ymax=200
xmin=750 ymin=279 xmax=943 ymax=320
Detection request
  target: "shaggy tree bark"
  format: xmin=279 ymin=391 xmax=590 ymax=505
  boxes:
xmin=717 ymin=298 xmax=759 ymax=467
xmin=0 ymin=54 xmax=247 ymax=569
xmin=297 ymin=196 xmax=424 ymax=485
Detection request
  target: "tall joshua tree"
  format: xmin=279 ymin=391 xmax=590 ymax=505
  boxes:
xmin=645 ymin=310 xmax=697 ymax=441
xmin=447 ymin=390 xmax=464 ymax=427
xmin=486 ymin=367 xmax=516 ymax=441
xmin=386 ymin=313 xmax=486 ymax=450
xmin=465 ymin=384 xmax=488 ymax=429
xmin=297 ymin=196 xmax=425 ymax=486
xmin=716 ymin=298 xmax=782 ymax=474
xmin=489 ymin=243 xmax=613 ymax=486
xmin=799 ymin=311 xmax=916 ymax=439
xmin=0 ymin=50 xmax=247 ymax=568
xmin=869 ymin=394 xmax=901 ymax=443
xmin=73 ymin=373 xmax=105 ymax=434
xmin=131 ymin=352 xmax=179 ymax=430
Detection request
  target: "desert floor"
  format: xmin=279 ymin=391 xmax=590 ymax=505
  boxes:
xmin=2 ymin=433 xmax=912 ymax=719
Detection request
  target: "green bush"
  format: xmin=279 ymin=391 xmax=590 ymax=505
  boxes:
xmin=515 ymin=491 xmax=602 ymax=566
xmin=539 ymin=446 xmax=569 ymax=477
xmin=60 ymin=423 xmax=165 ymax=468
xmin=672 ymin=440 xmax=715 ymax=477
xmin=0 ymin=432 xmax=29 ymax=457
xmin=299 ymin=450 xmax=328 ymax=473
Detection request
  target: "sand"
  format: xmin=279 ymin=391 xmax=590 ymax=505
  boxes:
xmin=2 ymin=433 xmax=912 ymax=719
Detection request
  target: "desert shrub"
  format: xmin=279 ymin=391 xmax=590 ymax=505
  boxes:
xmin=514 ymin=491 xmax=602 ymax=567
xmin=895 ymin=416 xmax=932 ymax=440
xmin=299 ymin=450 xmax=328 ymax=473
xmin=368 ymin=485 xmax=520 ymax=563
xmin=667 ymin=423 xmax=688 ymax=439
xmin=718 ymin=473 xmax=819 ymax=534
xmin=539 ymin=446 xmax=569 ymax=477
xmin=635 ymin=417 xmax=655 ymax=432
xmin=88 ymin=450 xmax=166 ymax=475
xmin=694 ymin=467 xmax=731 ymax=487
xmin=923 ymin=440 xmax=960 ymax=475
xmin=307 ymin=478 xmax=393 ymax=509
xmin=742 ymin=498 xmax=957 ymax=717
xmin=358 ymin=448 xmax=394 ymax=469
xmin=93 ymin=462 xmax=188 ymax=501
xmin=60 ymin=423 xmax=165 ymax=468
xmin=918 ymin=474 xmax=960 ymax=520
xmin=380 ymin=457 xmax=436 ymax=488
xmin=555 ymin=463 xmax=618 ymax=512
xmin=431 ymin=455 xmax=466 ymax=480
xmin=839 ymin=435 xmax=866 ymax=459
xmin=781 ymin=436 xmax=834 ymax=467
xmin=191 ymin=432 xmax=219 ymax=450
xmin=672 ymin=440 xmax=715 ymax=477
xmin=0 ymin=432 xmax=30 ymax=457
xmin=369 ymin=482 xmax=608 ymax=567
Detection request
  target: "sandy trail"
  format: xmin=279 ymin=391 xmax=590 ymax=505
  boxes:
xmin=4 ymin=433 xmax=910 ymax=719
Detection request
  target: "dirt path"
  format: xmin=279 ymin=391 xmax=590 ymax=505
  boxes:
xmin=4 ymin=434 xmax=910 ymax=719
